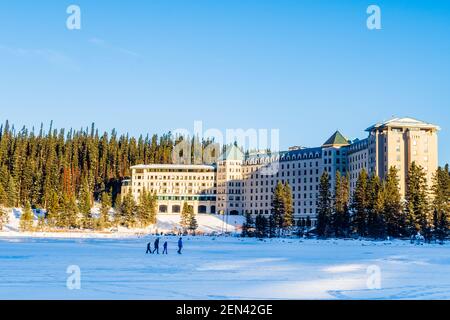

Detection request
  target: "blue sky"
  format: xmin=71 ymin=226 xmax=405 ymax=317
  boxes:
xmin=0 ymin=0 xmax=449 ymax=164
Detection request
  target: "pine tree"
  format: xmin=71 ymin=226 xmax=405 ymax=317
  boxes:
xmin=6 ymin=175 xmax=17 ymax=208
xmin=0 ymin=206 xmax=8 ymax=230
xmin=333 ymin=172 xmax=351 ymax=238
xmin=180 ymin=202 xmax=190 ymax=232
xmin=268 ymin=214 xmax=277 ymax=238
xmin=137 ymin=189 xmax=157 ymax=228
xmin=242 ymin=212 xmax=255 ymax=237
xmin=271 ymin=181 xmax=285 ymax=236
xmin=405 ymin=162 xmax=430 ymax=236
xmin=435 ymin=209 xmax=449 ymax=244
xmin=79 ymin=178 xmax=93 ymax=229
xmin=99 ymin=191 xmax=112 ymax=229
xmin=431 ymin=167 xmax=450 ymax=242
xmin=63 ymin=194 xmax=80 ymax=229
xmin=366 ymin=175 xmax=387 ymax=239
xmin=282 ymin=182 xmax=294 ymax=230
xmin=46 ymin=190 xmax=59 ymax=228
xmin=149 ymin=192 xmax=158 ymax=225
xmin=255 ymin=214 xmax=268 ymax=238
xmin=0 ymin=183 xmax=6 ymax=206
xmin=188 ymin=209 xmax=198 ymax=235
xmin=384 ymin=167 xmax=404 ymax=237
xmin=317 ymin=172 xmax=332 ymax=238
xmin=37 ymin=215 xmax=46 ymax=232
xmin=137 ymin=189 xmax=148 ymax=227
xmin=352 ymin=169 xmax=369 ymax=237
xmin=119 ymin=192 xmax=137 ymax=228
xmin=20 ymin=202 xmax=34 ymax=231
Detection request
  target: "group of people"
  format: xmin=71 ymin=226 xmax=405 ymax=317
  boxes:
xmin=146 ymin=237 xmax=183 ymax=255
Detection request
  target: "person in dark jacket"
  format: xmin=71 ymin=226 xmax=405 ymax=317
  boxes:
xmin=153 ymin=237 xmax=160 ymax=254
xmin=146 ymin=242 xmax=153 ymax=254
xmin=177 ymin=237 xmax=183 ymax=254
xmin=162 ymin=241 xmax=168 ymax=255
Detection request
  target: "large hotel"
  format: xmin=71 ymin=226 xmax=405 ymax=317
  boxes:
xmin=121 ymin=118 xmax=440 ymax=226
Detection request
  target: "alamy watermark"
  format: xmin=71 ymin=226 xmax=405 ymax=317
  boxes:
xmin=66 ymin=5 xmax=81 ymax=30
xmin=367 ymin=5 xmax=382 ymax=30
xmin=66 ymin=265 xmax=81 ymax=290
xmin=366 ymin=265 xmax=382 ymax=290
xmin=172 ymin=121 xmax=281 ymax=175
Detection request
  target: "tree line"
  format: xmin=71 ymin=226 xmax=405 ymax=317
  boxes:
xmin=242 ymin=163 xmax=450 ymax=242
xmin=0 ymin=120 xmax=211 ymax=231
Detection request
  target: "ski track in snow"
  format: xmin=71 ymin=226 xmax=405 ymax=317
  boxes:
xmin=0 ymin=236 xmax=449 ymax=300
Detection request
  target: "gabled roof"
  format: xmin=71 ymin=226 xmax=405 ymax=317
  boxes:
xmin=322 ymin=131 xmax=350 ymax=147
xmin=219 ymin=144 xmax=244 ymax=161
xmin=366 ymin=117 xmax=440 ymax=131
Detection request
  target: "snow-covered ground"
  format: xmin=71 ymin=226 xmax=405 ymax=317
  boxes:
xmin=1 ymin=236 xmax=449 ymax=300
xmin=0 ymin=208 xmax=244 ymax=238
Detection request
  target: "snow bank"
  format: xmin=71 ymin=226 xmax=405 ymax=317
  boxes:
xmin=0 ymin=208 xmax=244 ymax=238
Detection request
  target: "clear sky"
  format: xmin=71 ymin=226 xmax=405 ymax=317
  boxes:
xmin=0 ymin=0 xmax=449 ymax=164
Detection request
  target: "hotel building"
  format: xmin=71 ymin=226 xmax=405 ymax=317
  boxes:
xmin=122 ymin=117 xmax=440 ymax=226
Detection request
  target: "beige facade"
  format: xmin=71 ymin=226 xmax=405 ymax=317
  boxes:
xmin=366 ymin=118 xmax=439 ymax=198
xmin=121 ymin=117 xmax=440 ymax=225
xmin=126 ymin=164 xmax=217 ymax=214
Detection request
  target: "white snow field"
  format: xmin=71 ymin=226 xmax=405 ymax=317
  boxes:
xmin=0 ymin=209 xmax=244 ymax=238
xmin=1 ymin=236 xmax=450 ymax=300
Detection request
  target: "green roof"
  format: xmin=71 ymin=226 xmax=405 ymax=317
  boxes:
xmin=322 ymin=131 xmax=349 ymax=147
xmin=219 ymin=144 xmax=244 ymax=161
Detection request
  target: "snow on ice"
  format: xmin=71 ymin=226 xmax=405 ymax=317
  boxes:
xmin=1 ymin=235 xmax=450 ymax=300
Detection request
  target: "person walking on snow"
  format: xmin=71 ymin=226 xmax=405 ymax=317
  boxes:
xmin=163 ymin=241 xmax=168 ymax=255
xmin=153 ymin=237 xmax=160 ymax=254
xmin=146 ymin=242 xmax=153 ymax=254
xmin=177 ymin=237 xmax=183 ymax=254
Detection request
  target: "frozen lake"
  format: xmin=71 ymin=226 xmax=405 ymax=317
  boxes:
xmin=1 ymin=236 xmax=449 ymax=300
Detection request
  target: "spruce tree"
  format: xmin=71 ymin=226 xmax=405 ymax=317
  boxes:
xmin=435 ymin=209 xmax=449 ymax=244
xmin=6 ymin=175 xmax=17 ymax=208
xmin=188 ymin=208 xmax=198 ymax=235
xmin=137 ymin=189 xmax=150 ymax=227
xmin=366 ymin=175 xmax=387 ymax=239
xmin=99 ymin=191 xmax=112 ymax=229
xmin=242 ymin=212 xmax=255 ymax=237
xmin=0 ymin=206 xmax=8 ymax=230
xmin=405 ymin=162 xmax=430 ymax=236
xmin=20 ymin=202 xmax=34 ymax=231
xmin=341 ymin=174 xmax=351 ymax=237
xmin=268 ymin=214 xmax=277 ymax=238
xmin=333 ymin=172 xmax=351 ymax=238
xmin=271 ymin=181 xmax=285 ymax=236
xmin=149 ymin=192 xmax=158 ymax=225
xmin=317 ymin=172 xmax=332 ymax=238
xmin=0 ymin=183 xmax=9 ymax=231
xmin=431 ymin=167 xmax=450 ymax=242
xmin=255 ymin=214 xmax=268 ymax=238
xmin=0 ymin=183 xmax=6 ymax=206
xmin=180 ymin=202 xmax=190 ymax=232
xmin=282 ymin=182 xmax=294 ymax=230
xmin=37 ymin=215 xmax=46 ymax=232
xmin=352 ymin=169 xmax=369 ymax=237
xmin=384 ymin=167 xmax=404 ymax=237
xmin=120 ymin=192 xmax=137 ymax=228
xmin=64 ymin=194 xmax=80 ymax=229
xmin=46 ymin=190 xmax=59 ymax=228
xmin=79 ymin=178 xmax=93 ymax=229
